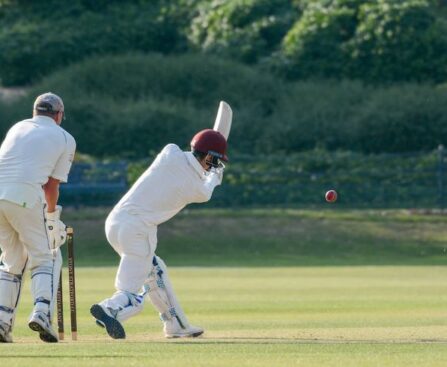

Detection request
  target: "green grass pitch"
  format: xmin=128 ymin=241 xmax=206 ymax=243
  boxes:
xmin=3 ymin=266 xmax=447 ymax=367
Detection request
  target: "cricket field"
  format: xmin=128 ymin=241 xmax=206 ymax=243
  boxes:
xmin=3 ymin=266 xmax=447 ymax=367
xmin=2 ymin=209 xmax=447 ymax=366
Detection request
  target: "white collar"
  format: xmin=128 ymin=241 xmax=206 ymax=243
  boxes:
xmin=185 ymin=152 xmax=207 ymax=180
xmin=32 ymin=115 xmax=58 ymax=126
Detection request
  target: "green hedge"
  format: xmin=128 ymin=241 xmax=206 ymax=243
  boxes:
xmin=354 ymin=84 xmax=447 ymax=153
xmin=1 ymin=54 xmax=447 ymax=157
xmin=0 ymin=53 xmax=281 ymax=158
xmin=264 ymin=81 xmax=447 ymax=154
xmin=127 ymin=148 xmax=443 ymax=208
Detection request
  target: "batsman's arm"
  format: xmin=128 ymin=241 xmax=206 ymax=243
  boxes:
xmin=198 ymin=170 xmax=223 ymax=202
xmin=43 ymin=177 xmax=60 ymax=212
xmin=46 ymin=132 xmax=76 ymax=212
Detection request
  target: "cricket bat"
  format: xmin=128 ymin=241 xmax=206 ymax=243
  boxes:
xmin=213 ymin=101 xmax=232 ymax=140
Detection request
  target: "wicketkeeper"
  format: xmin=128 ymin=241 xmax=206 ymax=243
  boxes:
xmin=91 ymin=129 xmax=228 ymax=339
xmin=0 ymin=93 xmax=76 ymax=343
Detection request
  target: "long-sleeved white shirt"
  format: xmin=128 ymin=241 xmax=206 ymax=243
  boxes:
xmin=114 ymin=144 xmax=222 ymax=225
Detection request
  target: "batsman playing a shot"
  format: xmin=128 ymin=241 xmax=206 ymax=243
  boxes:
xmin=0 ymin=93 xmax=76 ymax=343
xmin=91 ymin=128 xmax=228 ymax=339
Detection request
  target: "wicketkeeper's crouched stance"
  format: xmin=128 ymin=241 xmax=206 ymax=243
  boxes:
xmin=0 ymin=93 xmax=76 ymax=343
xmin=91 ymin=129 xmax=228 ymax=339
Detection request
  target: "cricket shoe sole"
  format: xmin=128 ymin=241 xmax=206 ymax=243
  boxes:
xmin=28 ymin=312 xmax=58 ymax=343
xmin=90 ymin=304 xmax=125 ymax=339
xmin=165 ymin=329 xmax=204 ymax=338
xmin=96 ymin=319 xmax=105 ymax=328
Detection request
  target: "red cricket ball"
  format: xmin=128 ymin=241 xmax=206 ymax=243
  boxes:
xmin=325 ymin=190 xmax=338 ymax=203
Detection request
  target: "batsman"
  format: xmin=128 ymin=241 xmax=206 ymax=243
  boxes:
xmin=0 ymin=93 xmax=76 ymax=343
xmin=91 ymin=102 xmax=232 ymax=339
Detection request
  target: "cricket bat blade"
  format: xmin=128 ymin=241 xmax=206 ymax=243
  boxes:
xmin=213 ymin=101 xmax=232 ymax=140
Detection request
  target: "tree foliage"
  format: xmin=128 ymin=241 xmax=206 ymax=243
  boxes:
xmin=0 ymin=0 xmax=447 ymax=85
xmin=189 ymin=0 xmax=296 ymax=63
xmin=278 ymin=0 xmax=447 ymax=82
xmin=280 ymin=0 xmax=362 ymax=79
xmin=346 ymin=0 xmax=447 ymax=83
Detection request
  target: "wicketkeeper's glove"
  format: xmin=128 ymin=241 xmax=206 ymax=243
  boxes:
xmin=45 ymin=205 xmax=67 ymax=250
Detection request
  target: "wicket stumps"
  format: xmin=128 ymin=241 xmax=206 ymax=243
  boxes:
xmin=56 ymin=226 xmax=77 ymax=341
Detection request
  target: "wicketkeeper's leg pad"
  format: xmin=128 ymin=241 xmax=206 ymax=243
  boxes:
xmin=31 ymin=251 xmax=61 ymax=322
xmin=49 ymin=250 xmax=62 ymax=322
xmin=0 ymin=270 xmax=24 ymax=330
xmin=143 ymin=256 xmax=190 ymax=329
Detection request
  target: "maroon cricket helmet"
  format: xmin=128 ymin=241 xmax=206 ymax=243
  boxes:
xmin=190 ymin=129 xmax=228 ymax=162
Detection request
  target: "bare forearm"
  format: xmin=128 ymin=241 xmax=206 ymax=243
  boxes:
xmin=45 ymin=190 xmax=59 ymax=212
xmin=43 ymin=178 xmax=60 ymax=212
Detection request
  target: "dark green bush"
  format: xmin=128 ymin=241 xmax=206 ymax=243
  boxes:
xmin=0 ymin=53 xmax=281 ymax=158
xmin=0 ymin=0 xmax=187 ymax=85
xmin=260 ymin=80 xmax=447 ymax=154
xmin=355 ymin=84 xmax=447 ymax=153
xmin=2 ymin=53 xmax=447 ymax=157
xmin=260 ymin=80 xmax=371 ymax=153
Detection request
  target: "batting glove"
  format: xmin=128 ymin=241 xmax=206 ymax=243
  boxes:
xmin=45 ymin=205 xmax=67 ymax=250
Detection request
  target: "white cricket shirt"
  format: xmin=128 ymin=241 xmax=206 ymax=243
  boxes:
xmin=115 ymin=144 xmax=222 ymax=225
xmin=0 ymin=115 xmax=76 ymax=208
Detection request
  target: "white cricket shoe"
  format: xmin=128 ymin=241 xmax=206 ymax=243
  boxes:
xmin=28 ymin=311 xmax=58 ymax=343
xmin=0 ymin=321 xmax=12 ymax=343
xmin=164 ymin=318 xmax=204 ymax=338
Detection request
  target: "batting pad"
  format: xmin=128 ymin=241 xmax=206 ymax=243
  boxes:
xmin=143 ymin=256 xmax=190 ymax=329
xmin=99 ymin=291 xmax=144 ymax=322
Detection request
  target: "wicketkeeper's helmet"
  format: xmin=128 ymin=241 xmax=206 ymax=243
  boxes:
xmin=190 ymin=129 xmax=228 ymax=162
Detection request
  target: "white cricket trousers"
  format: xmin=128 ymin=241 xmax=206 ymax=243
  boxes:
xmin=0 ymin=200 xmax=52 ymax=273
xmin=105 ymin=209 xmax=157 ymax=294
